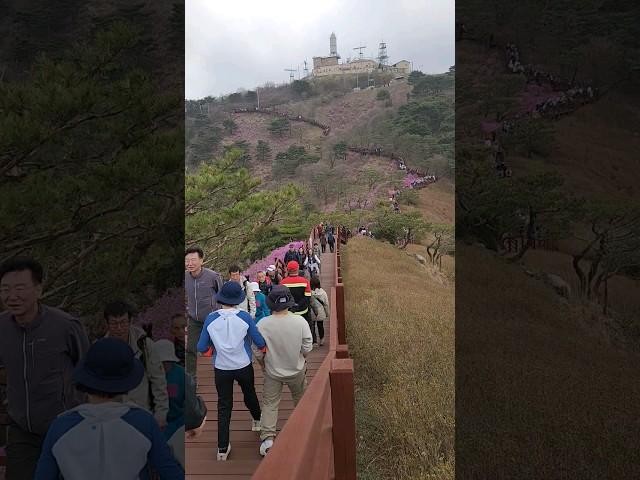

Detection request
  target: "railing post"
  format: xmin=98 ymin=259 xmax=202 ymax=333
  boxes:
xmin=336 ymin=284 xmax=346 ymax=344
xmin=336 ymin=344 xmax=349 ymax=359
xmin=330 ymin=359 xmax=357 ymax=480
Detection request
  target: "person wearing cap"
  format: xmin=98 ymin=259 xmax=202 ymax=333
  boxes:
xmin=154 ymin=338 xmax=196 ymax=470
xmin=254 ymin=286 xmax=313 ymax=456
xmin=249 ymin=282 xmax=271 ymax=323
xmin=197 ymin=281 xmax=266 ymax=461
xmin=34 ymin=338 xmax=183 ymax=479
xmin=153 ymin=340 xmax=186 ymax=440
xmin=283 ymin=244 xmax=300 ymax=265
xmin=280 ymin=260 xmax=314 ymax=341
xmin=265 ymin=265 xmax=282 ymax=286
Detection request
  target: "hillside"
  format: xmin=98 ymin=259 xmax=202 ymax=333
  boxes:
xmin=343 ymin=236 xmax=454 ymax=480
xmin=457 ymin=244 xmax=640 ymax=478
xmin=456 ymin=2 xmax=640 ymax=476
xmin=186 ymin=74 xmax=453 ymax=216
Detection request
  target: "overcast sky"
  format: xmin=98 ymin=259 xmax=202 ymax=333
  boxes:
xmin=186 ymin=0 xmax=454 ymax=99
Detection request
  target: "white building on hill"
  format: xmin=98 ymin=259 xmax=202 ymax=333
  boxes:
xmin=311 ymin=33 xmax=411 ymax=78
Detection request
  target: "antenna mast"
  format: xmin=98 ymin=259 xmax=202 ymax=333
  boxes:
xmin=284 ymin=68 xmax=296 ymax=83
xmin=377 ymin=41 xmax=388 ymax=66
xmin=353 ymin=46 xmax=366 ymax=60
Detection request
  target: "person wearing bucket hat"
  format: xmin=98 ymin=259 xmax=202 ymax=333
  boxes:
xmin=34 ymin=338 xmax=183 ymax=479
xmin=197 ymin=281 xmax=267 ymax=461
xmin=254 ymin=286 xmax=312 ymax=456
xmin=249 ymin=281 xmax=271 ymax=323
xmin=103 ymin=301 xmax=169 ymax=430
xmin=154 ymin=339 xmax=190 ymax=470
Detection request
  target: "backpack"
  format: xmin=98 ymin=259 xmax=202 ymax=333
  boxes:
xmin=136 ymin=335 xmax=155 ymax=411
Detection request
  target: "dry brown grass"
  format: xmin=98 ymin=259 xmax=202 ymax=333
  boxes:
xmin=343 ymin=237 xmax=454 ymax=480
xmin=457 ymin=244 xmax=640 ymax=479
xmin=414 ymin=179 xmax=455 ymax=225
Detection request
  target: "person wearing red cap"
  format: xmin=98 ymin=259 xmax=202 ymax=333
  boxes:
xmin=280 ymin=261 xmax=314 ymax=343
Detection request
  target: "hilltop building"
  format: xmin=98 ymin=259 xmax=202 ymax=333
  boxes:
xmin=311 ymin=33 xmax=411 ymax=78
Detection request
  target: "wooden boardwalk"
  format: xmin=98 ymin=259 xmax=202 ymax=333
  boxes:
xmin=186 ymin=251 xmax=336 ymax=479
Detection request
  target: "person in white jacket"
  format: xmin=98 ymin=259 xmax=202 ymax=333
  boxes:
xmin=309 ymin=276 xmax=330 ymax=346
xmin=228 ymin=265 xmax=256 ymax=318
xmin=304 ymin=251 xmax=321 ymax=277
xmin=103 ymin=301 xmax=169 ymax=429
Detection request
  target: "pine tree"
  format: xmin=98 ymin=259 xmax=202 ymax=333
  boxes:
xmin=256 ymin=140 xmax=272 ymax=162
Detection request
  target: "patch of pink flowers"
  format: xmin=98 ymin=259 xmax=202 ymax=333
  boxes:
xmin=133 ymin=287 xmax=184 ymax=340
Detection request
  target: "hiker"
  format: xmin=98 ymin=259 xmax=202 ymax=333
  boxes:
xmin=319 ymin=232 xmax=327 ymax=253
xmin=185 ymin=246 xmax=224 ymax=380
xmin=169 ymin=313 xmax=186 ymax=367
xmin=327 ymin=230 xmax=336 ymax=253
xmin=304 ymin=250 xmax=321 ymax=278
xmin=250 ymin=282 xmax=271 ymax=323
xmin=198 ymin=281 xmax=266 ymax=461
xmin=309 ymin=276 xmax=330 ymax=347
xmin=254 ymin=286 xmax=313 ymax=456
xmin=266 ymin=265 xmax=282 ymax=286
xmin=256 ymin=270 xmax=272 ymax=295
xmin=312 ymin=242 xmax=321 ymax=260
xmin=280 ymin=261 xmax=314 ymax=342
xmin=229 ymin=265 xmax=256 ymax=319
xmin=103 ymin=301 xmax=169 ymax=430
xmin=297 ymin=247 xmax=308 ymax=274
xmin=34 ymin=338 xmax=183 ymax=479
xmin=284 ymin=244 xmax=300 ymax=265
xmin=154 ymin=339 xmax=186 ymax=442
xmin=0 ymin=257 xmax=90 ymax=480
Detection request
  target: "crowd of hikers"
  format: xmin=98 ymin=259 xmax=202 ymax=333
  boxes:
xmin=232 ymin=107 xmax=331 ymax=136
xmin=0 ymin=257 xmax=196 ymax=479
xmin=480 ymin=40 xmax=601 ymax=180
xmin=409 ymin=174 xmax=437 ymax=188
xmin=183 ymin=224 xmax=343 ymax=461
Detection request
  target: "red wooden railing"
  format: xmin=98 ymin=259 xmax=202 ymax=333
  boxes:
xmin=252 ymin=225 xmax=356 ymax=480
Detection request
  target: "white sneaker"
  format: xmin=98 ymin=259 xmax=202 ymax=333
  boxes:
xmin=217 ymin=443 xmax=231 ymax=461
xmin=252 ymin=419 xmax=261 ymax=432
xmin=260 ymin=438 xmax=274 ymax=456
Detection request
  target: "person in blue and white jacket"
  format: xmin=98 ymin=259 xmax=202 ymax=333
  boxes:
xmin=197 ymin=280 xmax=266 ymax=461
xmin=34 ymin=337 xmax=183 ymax=480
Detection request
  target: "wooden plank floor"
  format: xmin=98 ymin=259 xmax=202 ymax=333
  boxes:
xmin=186 ymin=251 xmax=335 ymax=479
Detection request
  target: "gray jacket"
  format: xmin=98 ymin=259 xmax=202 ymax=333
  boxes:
xmin=0 ymin=304 xmax=90 ymax=435
xmin=185 ymin=268 xmax=224 ymax=324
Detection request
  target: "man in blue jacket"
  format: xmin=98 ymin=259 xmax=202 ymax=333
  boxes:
xmin=34 ymin=338 xmax=183 ymax=479
xmin=197 ymin=281 xmax=266 ymax=461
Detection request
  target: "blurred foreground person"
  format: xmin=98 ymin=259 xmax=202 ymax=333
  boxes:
xmin=0 ymin=258 xmax=89 ymax=480
xmin=34 ymin=338 xmax=183 ymax=479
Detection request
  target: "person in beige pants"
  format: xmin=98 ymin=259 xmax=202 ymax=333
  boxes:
xmin=255 ymin=285 xmax=313 ymax=456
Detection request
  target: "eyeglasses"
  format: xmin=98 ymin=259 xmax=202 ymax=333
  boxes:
xmin=107 ymin=319 xmax=130 ymax=327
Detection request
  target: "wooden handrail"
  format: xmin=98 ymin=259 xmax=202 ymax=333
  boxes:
xmin=252 ymin=225 xmax=356 ymax=480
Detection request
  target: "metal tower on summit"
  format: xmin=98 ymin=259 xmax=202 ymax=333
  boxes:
xmin=377 ymin=41 xmax=389 ymax=66
xmin=330 ymin=32 xmax=338 ymax=57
